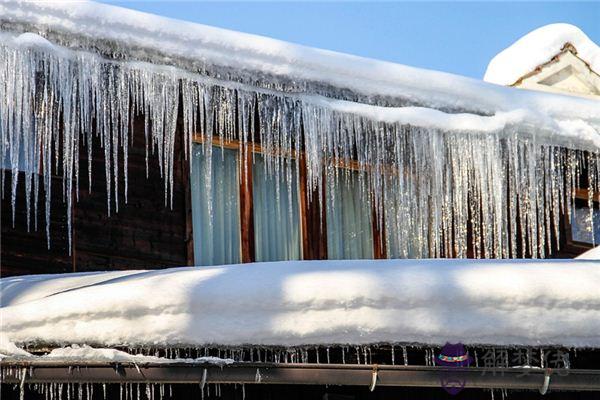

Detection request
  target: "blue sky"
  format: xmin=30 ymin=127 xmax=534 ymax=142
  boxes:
xmin=100 ymin=1 xmax=599 ymax=79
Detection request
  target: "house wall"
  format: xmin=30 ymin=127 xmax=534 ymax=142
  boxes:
xmin=0 ymin=112 xmax=588 ymax=277
xmin=1 ymin=115 xmax=191 ymax=276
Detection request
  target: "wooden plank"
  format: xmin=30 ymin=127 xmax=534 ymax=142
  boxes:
xmin=239 ymin=149 xmax=255 ymax=263
xmin=1 ymin=172 xmax=73 ymax=276
xmin=73 ymin=114 xmax=189 ymax=272
xmin=299 ymin=154 xmax=310 ymax=260
xmin=182 ymin=153 xmax=195 ymax=266
xmin=372 ymin=204 xmax=387 ymax=259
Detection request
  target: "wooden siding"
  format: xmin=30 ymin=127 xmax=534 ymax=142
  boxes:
xmin=1 ymin=115 xmax=190 ymax=276
xmin=2 ymin=113 xmax=592 ymax=277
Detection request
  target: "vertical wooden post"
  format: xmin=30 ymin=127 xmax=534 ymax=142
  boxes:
xmin=183 ymin=155 xmax=195 ymax=266
xmin=299 ymin=157 xmax=328 ymax=260
xmin=372 ymin=203 xmax=386 ymax=259
xmin=240 ymin=149 xmax=255 ymax=263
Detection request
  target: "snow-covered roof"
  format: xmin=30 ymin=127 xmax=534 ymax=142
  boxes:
xmin=1 ymin=1 xmax=599 ymax=122
xmin=2 ymin=259 xmax=600 ymax=348
xmin=484 ymin=23 xmax=600 ymax=86
xmin=1 ymin=1 xmax=600 ymax=262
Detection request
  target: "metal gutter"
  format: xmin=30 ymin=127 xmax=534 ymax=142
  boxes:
xmin=2 ymin=361 xmax=600 ymax=391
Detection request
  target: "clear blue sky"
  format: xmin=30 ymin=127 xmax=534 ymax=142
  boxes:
xmin=99 ymin=1 xmax=599 ymax=79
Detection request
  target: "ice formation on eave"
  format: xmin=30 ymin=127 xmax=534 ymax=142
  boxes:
xmin=1 ymin=6 xmax=600 ymax=260
xmin=484 ymin=23 xmax=600 ymax=86
xmin=2 ymin=259 xmax=600 ymax=348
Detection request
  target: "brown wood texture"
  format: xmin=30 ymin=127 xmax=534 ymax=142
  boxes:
xmin=299 ymin=154 xmax=328 ymax=260
xmin=239 ymin=149 xmax=256 ymax=263
xmin=1 ymin=115 xmax=189 ymax=276
xmin=72 ymin=115 xmax=189 ymax=271
xmin=1 ymin=172 xmax=73 ymax=276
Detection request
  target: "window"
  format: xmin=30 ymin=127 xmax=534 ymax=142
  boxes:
xmin=252 ymin=155 xmax=302 ymax=261
xmin=571 ymin=201 xmax=600 ymax=245
xmin=326 ymin=171 xmax=374 ymax=259
xmin=191 ymin=146 xmax=241 ymax=266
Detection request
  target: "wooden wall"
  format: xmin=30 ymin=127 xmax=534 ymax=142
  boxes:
xmin=1 ymin=111 xmax=592 ymax=277
xmin=1 ymin=115 xmax=191 ymax=276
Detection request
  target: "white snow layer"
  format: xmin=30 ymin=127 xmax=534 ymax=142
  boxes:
xmin=485 ymin=23 xmax=600 ymax=86
xmin=1 ymin=0 xmax=599 ymax=122
xmin=0 ymin=340 xmax=234 ymax=365
xmin=2 ymin=259 xmax=600 ymax=348
xmin=576 ymin=245 xmax=600 ymax=260
xmin=42 ymin=345 xmax=234 ymax=365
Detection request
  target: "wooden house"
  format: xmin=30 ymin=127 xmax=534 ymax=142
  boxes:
xmin=1 ymin=3 xmax=600 ymax=399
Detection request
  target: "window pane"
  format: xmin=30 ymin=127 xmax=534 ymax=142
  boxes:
xmin=571 ymin=204 xmax=600 ymax=245
xmin=326 ymin=171 xmax=374 ymax=259
xmin=191 ymin=146 xmax=241 ymax=266
xmin=252 ymin=155 xmax=301 ymax=262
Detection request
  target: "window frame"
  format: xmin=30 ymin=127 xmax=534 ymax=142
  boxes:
xmin=190 ymin=135 xmax=385 ymax=263
xmin=564 ymin=188 xmax=600 ymax=253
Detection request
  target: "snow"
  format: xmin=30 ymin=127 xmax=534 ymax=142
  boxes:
xmin=576 ymin=245 xmax=600 ymax=260
xmin=484 ymin=23 xmax=600 ymax=86
xmin=1 ymin=28 xmax=599 ymax=262
xmin=1 ymin=2 xmax=600 ymax=262
xmin=1 ymin=1 xmax=600 ymax=121
xmin=0 ymin=340 xmax=234 ymax=365
xmin=0 ymin=333 xmax=31 ymax=358
xmin=2 ymin=259 xmax=600 ymax=348
xmin=42 ymin=345 xmax=234 ymax=365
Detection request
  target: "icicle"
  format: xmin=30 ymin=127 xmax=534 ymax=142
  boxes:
xmin=402 ymin=346 xmax=408 ymax=366
xmin=1 ymin=33 xmax=598 ymax=259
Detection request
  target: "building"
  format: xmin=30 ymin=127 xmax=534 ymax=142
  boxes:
xmin=1 ymin=2 xmax=600 ymax=399
xmin=484 ymin=23 xmax=600 ymax=98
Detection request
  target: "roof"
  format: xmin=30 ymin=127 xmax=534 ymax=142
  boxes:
xmin=484 ymin=23 xmax=600 ymax=86
xmin=1 ymin=1 xmax=600 ymax=132
xmin=2 ymin=259 xmax=600 ymax=348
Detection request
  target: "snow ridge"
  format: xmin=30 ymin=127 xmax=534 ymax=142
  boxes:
xmin=484 ymin=23 xmax=600 ymax=86
xmin=2 ymin=260 xmax=600 ymax=348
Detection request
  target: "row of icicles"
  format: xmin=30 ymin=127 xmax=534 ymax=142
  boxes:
xmin=1 ymin=344 xmax=574 ymax=400
xmin=1 ymin=37 xmax=599 ymax=258
xmin=4 ymin=381 xmax=514 ymax=400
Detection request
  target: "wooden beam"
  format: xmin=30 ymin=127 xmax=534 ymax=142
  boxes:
xmin=239 ymin=148 xmax=255 ymax=263
xmin=182 ymin=156 xmax=195 ymax=266
xmin=574 ymin=188 xmax=600 ymax=203
xmin=372 ymin=203 xmax=386 ymax=259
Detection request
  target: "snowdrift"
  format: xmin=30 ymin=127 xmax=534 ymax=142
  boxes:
xmin=484 ymin=23 xmax=600 ymax=86
xmin=2 ymin=259 xmax=600 ymax=348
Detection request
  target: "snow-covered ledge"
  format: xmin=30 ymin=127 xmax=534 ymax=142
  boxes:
xmin=2 ymin=259 xmax=600 ymax=349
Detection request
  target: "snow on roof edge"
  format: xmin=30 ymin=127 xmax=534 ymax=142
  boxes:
xmin=2 ymin=259 xmax=600 ymax=349
xmin=484 ymin=23 xmax=600 ymax=86
xmin=2 ymin=1 xmax=600 ymax=125
xmin=4 ymin=30 xmax=599 ymax=151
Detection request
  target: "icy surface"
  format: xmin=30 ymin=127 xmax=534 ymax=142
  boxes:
xmin=0 ymin=333 xmax=31 ymax=358
xmin=2 ymin=259 xmax=600 ymax=348
xmin=0 ymin=340 xmax=234 ymax=364
xmin=42 ymin=345 xmax=234 ymax=365
xmin=1 ymin=30 xmax=599 ymax=259
xmin=576 ymin=245 xmax=600 ymax=260
xmin=484 ymin=23 xmax=600 ymax=86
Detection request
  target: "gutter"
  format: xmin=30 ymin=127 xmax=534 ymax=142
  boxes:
xmin=2 ymin=361 xmax=600 ymax=391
